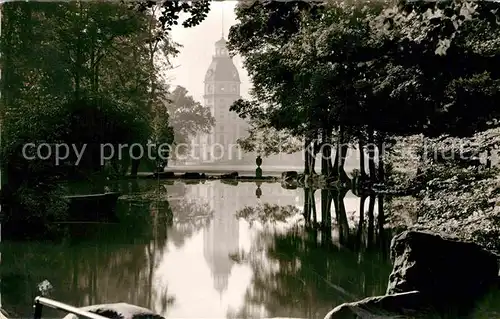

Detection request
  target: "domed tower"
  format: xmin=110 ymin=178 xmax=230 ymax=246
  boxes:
xmin=202 ymin=37 xmax=248 ymax=163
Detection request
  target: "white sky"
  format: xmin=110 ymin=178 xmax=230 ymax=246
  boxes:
xmin=167 ymin=2 xmax=252 ymax=103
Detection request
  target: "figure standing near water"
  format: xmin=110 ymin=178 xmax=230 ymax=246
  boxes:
xmin=256 ymin=155 xmax=262 ymax=178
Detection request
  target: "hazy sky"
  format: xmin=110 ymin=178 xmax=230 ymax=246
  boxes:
xmin=168 ymin=2 xmax=252 ymax=103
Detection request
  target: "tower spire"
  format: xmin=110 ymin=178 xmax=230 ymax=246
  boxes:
xmin=221 ymin=5 xmax=224 ymax=39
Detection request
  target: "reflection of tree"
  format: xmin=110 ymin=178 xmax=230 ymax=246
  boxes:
xmin=236 ymin=204 xmax=300 ymax=226
xmin=168 ymin=197 xmax=213 ymax=248
xmin=234 ymin=189 xmax=393 ymax=318
xmin=233 ymin=226 xmax=392 ymax=318
xmin=332 ymin=189 xmax=350 ymax=245
xmin=118 ymin=180 xmax=213 ymax=248
xmin=1 ymin=179 xmax=213 ymax=317
xmin=303 ymin=188 xmax=317 ymax=225
xmin=0 ymin=199 xmax=174 ymax=317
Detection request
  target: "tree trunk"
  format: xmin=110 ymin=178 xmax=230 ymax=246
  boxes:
xmin=304 ymin=138 xmax=312 ymax=175
xmin=303 ymin=187 xmax=311 ymax=225
xmin=367 ymin=128 xmax=376 ymax=182
xmin=332 ymin=126 xmax=350 ymax=182
xmin=377 ymin=194 xmax=386 ymax=257
xmin=367 ymin=194 xmax=375 ymax=249
xmin=333 ymin=144 xmax=339 ymax=178
xmin=74 ymin=2 xmax=84 ymax=100
xmin=377 ymin=133 xmax=385 ymax=183
xmin=358 ymin=133 xmax=367 ymax=178
xmin=356 ymin=194 xmax=367 ymax=250
xmin=311 ymin=189 xmax=317 ymax=224
xmin=321 ymin=129 xmax=333 ymax=176
xmin=321 ymin=188 xmax=333 ymax=229
xmin=333 ymin=189 xmax=349 ymax=245
xmin=311 ymin=138 xmax=319 ymax=174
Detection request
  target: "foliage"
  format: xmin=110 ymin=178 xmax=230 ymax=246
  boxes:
xmin=0 ymin=1 xmax=208 ymax=226
xmin=229 ymin=0 xmax=500 ymax=187
xmin=165 ymin=86 xmax=215 ymax=158
xmin=412 ymin=164 xmax=500 ymax=251
xmin=370 ymin=0 xmax=500 ymax=137
xmin=132 ymin=0 xmax=211 ymax=31
xmin=1 ymin=2 xmax=158 ymax=176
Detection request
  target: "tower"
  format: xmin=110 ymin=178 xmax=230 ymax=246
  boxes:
xmin=198 ymin=37 xmax=249 ymax=163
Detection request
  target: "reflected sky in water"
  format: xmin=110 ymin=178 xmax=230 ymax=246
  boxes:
xmin=0 ymin=180 xmax=391 ymax=319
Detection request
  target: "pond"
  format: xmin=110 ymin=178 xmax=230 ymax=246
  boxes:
xmin=0 ymin=180 xmax=394 ymax=319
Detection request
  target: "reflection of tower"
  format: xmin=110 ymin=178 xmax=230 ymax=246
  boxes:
xmin=202 ymin=205 xmax=240 ymax=297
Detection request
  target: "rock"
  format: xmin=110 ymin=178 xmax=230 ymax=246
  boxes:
xmin=62 ymin=303 xmax=164 ymax=319
xmin=181 ymin=172 xmax=205 ymax=179
xmin=151 ymin=171 xmax=174 ymax=179
xmin=221 ymin=171 xmax=238 ymax=179
xmin=387 ymin=230 xmax=499 ymax=303
xmin=221 ymin=179 xmax=238 ymax=186
xmin=0 ymin=309 xmax=10 ymax=319
xmin=323 ymin=291 xmax=432 ymax=319
xmin=281 ymin=171 xmax=298 ymax=181
xmin=281 ymin=180 xmax=298 ymax=189
xmin=63 ymin=193 xmax=121 ymax=222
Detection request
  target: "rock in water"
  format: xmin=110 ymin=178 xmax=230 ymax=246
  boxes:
xmin=221 ymin=171 xmax=238 ymax=179
xmin=324 ymin=230 xmax=500 ymax=318
xmin=387 ymin=230 xmax=499 ymax=303
xmin=0 ymin=309 xmax=10 ymax=319
xmin=62 ymin=303 xmax=164 ymax=319
xmin=281 ymin=171 xmax=298 ymax=181
xmin=323 ymin=291 xmax=432 ymax=319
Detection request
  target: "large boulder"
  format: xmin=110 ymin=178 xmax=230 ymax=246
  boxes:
xmin=324 ymin=291 xmax=432 ymax=319
xmin=324 ymin=230 xmax=500 ymax=318
xmin=387 ymin=230 xmax=499 ymax=303
xmin=0 ymin=309 xmax=10 ymax=319
xmin=62 ymin=303 xmax=164 ymax=319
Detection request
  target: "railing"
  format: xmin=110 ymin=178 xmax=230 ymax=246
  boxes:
xmin=33 ymin=297 xmax=109 ymax=319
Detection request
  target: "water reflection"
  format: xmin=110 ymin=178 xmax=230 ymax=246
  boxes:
xmin=232 ymin=188 xmax=392 ymax=318
xmin=203 ymin=202 xmax=239 ymax=298
xmin=255 ymin=182 xmax=262 ymax=199
xmin=1 ymin=180 xmax=392 ymax=319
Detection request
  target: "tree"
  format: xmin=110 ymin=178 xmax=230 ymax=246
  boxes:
xmin=230 ymin=0 xmax=500 ymax=185
xmin=165 ymin=86 xmax=215 ymax=161
xmin=0 ymin=1 xmax=210 ymax=228
xmin=365 ymin=0 xmax=500 ymax=174
xmin=228 ymin=1 xmax=327 ymax=175
xmin=229 ymin=0 xmax=384 ymax=180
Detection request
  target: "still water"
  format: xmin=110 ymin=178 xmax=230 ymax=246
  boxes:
xmin=1 ymin=180 xmax=393 ymax=318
